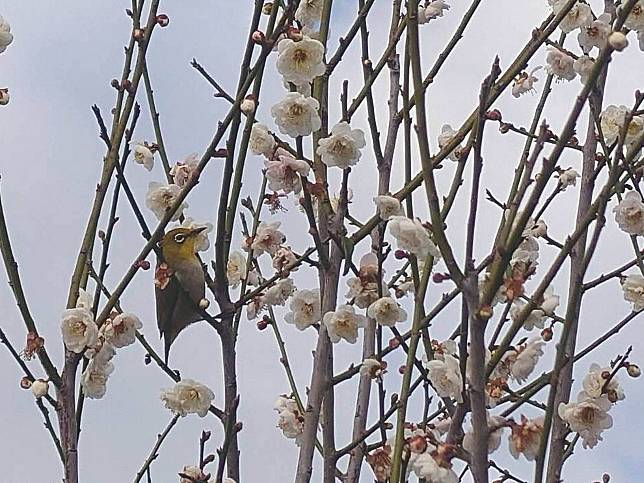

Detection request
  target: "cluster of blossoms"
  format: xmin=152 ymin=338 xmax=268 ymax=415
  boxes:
xmin=161 ymin=379 xmax=214 ymax=417
xmin=417 ymin=0 xmax=451 ymax=24
xmin=60 ymin=289 xmax=141 ymax=399
xmin=558 ymin=363 xmax=629 ymax=448
xmin=274 ymin=395 xmax=305 ymax=445
xmin=1 ymin=15 xmax=14 ymax=106
xmin=601 ymin=105 xmax=644 ymax=150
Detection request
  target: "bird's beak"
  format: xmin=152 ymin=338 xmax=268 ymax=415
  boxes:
xmin=190 ymin=226 xmax=208 ymax=236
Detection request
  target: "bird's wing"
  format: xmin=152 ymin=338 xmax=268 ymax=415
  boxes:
xmin=155 ymin=275 xmax=180 ymax=339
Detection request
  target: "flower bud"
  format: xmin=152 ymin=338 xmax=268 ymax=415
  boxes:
xmin=240 ymin=95 xmax=257 ymax=116
xmin=394 ymin=249 xmax=407 ymax=260
xmin=606 ymin=389 xmax=619 ymax=403
xmin=432 ymin=272 xmax=450 ymax=283
xmin=485 ymin=109 xmax=502 ymax=121
xmin=31 ymin=379 xmax=49 ymax=398
xmin=601 ymin=370 xmax=611 ymax=380
xmin=156 ymin=14 xmax=170 ymax=27
xmin=132 ymin=28 xmax=145 ymax=41
xmin=199 ymin=298 xmax=210 ymax=309
xmin=20 ymin=377 xmax=32 ymax=390
xmin=262 ymin=2 xmax=274 ymax=15
xmin=144 ymin=353 xmax=152 ymax=365
xmin=499 ymin=122 xmax=511 ymax=134
xmin=110 ymin=79 xmax=120 ymax=90
xmin=252 ymin=30 xmax=266 ymax=44
xmin=388 ymin=337 xmax=400 ymax=349
xmin=627 ymin=363 xmax=641 ymax=378
xmin=398 ymin=365 xmax=407 ymax=374
xmin=257 ymin=319 xmax=269 ymax=331
xmin=608 ymin=31 xmax=628 ymax=51
xmin=541 ymin=327 xmax=553 ymax=341
xmin=0 ymin=88 xmax=10 ymax=106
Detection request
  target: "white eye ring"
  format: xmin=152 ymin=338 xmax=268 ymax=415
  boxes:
xmin=174 ymin=233 xmax=186 ymax=243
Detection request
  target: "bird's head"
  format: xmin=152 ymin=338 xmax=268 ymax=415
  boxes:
xmin=160 ymin=227 xmax=207 ymax=266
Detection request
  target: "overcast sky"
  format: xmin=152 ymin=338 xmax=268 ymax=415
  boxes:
xmin=1 ymin=1 xmax=643 ymax=482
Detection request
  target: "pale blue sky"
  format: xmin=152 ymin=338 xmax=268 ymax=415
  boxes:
xmin=1 ymin=1 xmax=643 ymax=482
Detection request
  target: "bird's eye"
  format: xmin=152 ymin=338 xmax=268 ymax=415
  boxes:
xmin=174 ymin=233 xmax=186 ymax=243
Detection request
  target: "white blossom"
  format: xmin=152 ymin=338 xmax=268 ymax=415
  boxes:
xmin=240 ymin=96 xmax=256 ymax=116
xmin=316 ymin=121 xmax=366 ymax=169
xmin=263 ymin=278 xmax=295 ymax=306
xmin=274 ymin=395 xmax=304 ymax=444
xmin=437 ymin=124 xmax=463 ymax=161
xmin=388 ymin=216 xmax=441 ymax=262
xmin=271 ymin=92 xmax=321 ymax=138
xmin=418 ymin=1 xmax=451 ymax=24
xmin=170 ymin=153 xmax=199 ymax=187
xmin=511 ymin=300 xmax=546 ymax=331
xmin=180 ymin=466 xmax=205 ymax=483
xmin=0 ymin=16 xmax=13 ymax=53
xmin=129 ymin=140 xmax=154 ymax=171
xmin=251 ymin=221 xmax=285 ymax=256
xmin=249 ymin=123 xmax=276 ymax=157
xmin=582 ymin=363 xmax=625 ymax=401
xmin=578 ymin=14 xmax=611 ymax=53
xmin=523 ymin=218 xmax=548 ymax=238
xmin=81 ymin=358 xmax=114 ymax=399
xmin=61 ymin=292 xmax=98 ymax=354
xmin=145 ymin=182 xmax=187 ymax=221
xmin=411 ymin=452 xmax=458 ymax=483
xmin=512 ymin=67 xmax=541 ymax=97
xmin=545 ymin=47 xmax=576 ymax=81
xmin=608 ymin=31 xmax=629 ymax=51
xmin=31 ymin=379 xmax=49 ymax=399
xmin=367 ymin=296 xmax=407 ymax=327
xmin=84 ymin=337 xmax=116 ymax=366
xmin=625 ymin=0 xmax=644 ymax=31
xmin=573 ymin=54 xmax=595 ymax=84
xmin=511 ymin=235 xmax=539 ymax=267
xmin=277 ymin=36 xmax=325 ymax=86
xmin=374 ymin=195 xmax=403 ymax=220
xmin=509 ymin=415 xmax=544 ymax=461
xmin=295 ymin=0 xmax=324 ymax=27
xmin=558 ymin=393 xmax=613 ymax=448
xmin=102 ymin=312 xmax=142 ymax=348
xmin=285 ymin=288 xmax=321 ymax=330
xmin=161 ymin=379 xmax=214 ymax=417
xmin=360 ymin=358 xmax=387 ymax=380
xmin=463 ymin=414 xmax=506 ymax=455
xmin=272 ymin=245 xmax=298 ymax=273
xmin=621 ymin=273 xmax=644 ymax=311
xmin=426 ymin=354 xmax=463 ymax=403
xmin=227 ymin=250 xmax=247 ymax=288
xmin=614 ymin=191 xmax=644 ymax=235
xmin=552 ymin=1 xmax=592 ymax=33
xmin=504 ymin=338 xmax=545 ymax=383
xmin=558 ymin=168 xmax=580 ymax=190
xmin=323 ymin=304 xmax=367 ymax=344
xmin=265 ymin=148 xmax=310 ymax=194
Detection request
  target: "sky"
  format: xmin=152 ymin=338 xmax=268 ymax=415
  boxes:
xmin=1 ymin=1 xmax=643 ymax=482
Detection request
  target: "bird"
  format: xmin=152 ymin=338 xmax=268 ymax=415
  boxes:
xmin=155 ymin=226 xmax=207 ymax=362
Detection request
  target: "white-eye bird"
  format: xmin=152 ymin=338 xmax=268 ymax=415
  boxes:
xmin=155 ymin=226 xmax=207 ymax=362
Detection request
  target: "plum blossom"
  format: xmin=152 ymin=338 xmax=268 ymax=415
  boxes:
xmin=272 ymin=246 xmax=298 ymax=273
xmin=285 ymin=288 xmax=321 ymax=330
xmin=388 ymin=216 xmax=441 ymax=262
xmin=31 ymin=379 xmax=49 ymax=399
xmin=509 ymin=415 xmax=544 ymax=460
xmin=161 ymin=379 xmax=214 ymax=417
xmin=418 ymin=1 xmax=451 ymax=24
xmin=511 ymin=235 xmax=539 ymax=267
xmin=504 ymin=338 xmax=545 ymax=383
xmin=545 ymin=47 xmax=576 ymax=81
xmin=271 ymin=92 xmax=321 ymax=138
xmin=558 ymin=168 xmax=580 ymax=190
xmin=251 ymin=221 xmax=285 ymax=256
xmin=582 ymin=363 xmax=625 ymax=401
xmin=578 ymin=14 xmax=611 ymax=53
xmin=411 ymin=451 xmax=458 ymax=483
xmin=265 ymin=148 xmax=310 ymax=194
xmin=227 ymin=250 xmax=247 ymax=288
xmin=601 ymin=105 xmax=628 ymax=144
xmin=170 ymin=153 xmax=199 ymax=187
xmin=463 ymin=414 xmax=506 ymax=455
xmin=360 ymin=358 xmax=387 ymax=380
xmin=323 ymin=304 xmax=367 ymax=344
xmin=437 ymin=124 xmax=463 ymax=161
xmin=0 ymin=16 xmax=13 ymax=53
xmin=552 ymin=0 xmax=592 ymax=33
xmin=180 ymin=466 xmax=207 ymax=483
xmin=101 ymin=312 xmax=142 ymax=348
xmin=573 ymin=54 xmax=595 ymax=84
xmin=614 ymin=191 xmax=644 ymax=235
xmin=373 ymin=195 xmax=403 ymax=220
xmin=316 ymin=121 xmax=366 ymax=169
xmin=558 ymin=393 xmax=613 ymax=448
xmin=263 ymin=278 xmax=295 ymax=306
xmin=249 ymin=123 xmax=276 ymax=157
xmin=346 ymin=253 xmax=383 ymax=309
xmin=426 ymin=354 xmax=463 ymax=403
xmin=367 ymin=296 xmax=407 ymax=327
xmin=274 ymin=395 xmax=304 ymax=444
xmin=625 ymin=0 xmax=644 ymax=31
xmin=621 ymin=274 xmax=644 ymax=311
xmin=129 ymin=140 xmax=155 ymax=171
xmin=81 ymin=358 xmax=114 ymax=399
xmin=277 ymin=36 xmax=325 ymax=86
xmin=512 ymin=66 xmax=541 ymax=97
xmin=0 ymin=88 xmax=9 ymax=106
xmin=61 ymin=290 xmax=99 ymax=353
xmin=145 ymin=182 xmax=187 ymax=221
xmin=295 ymin=0 xmax=323 ymax=27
